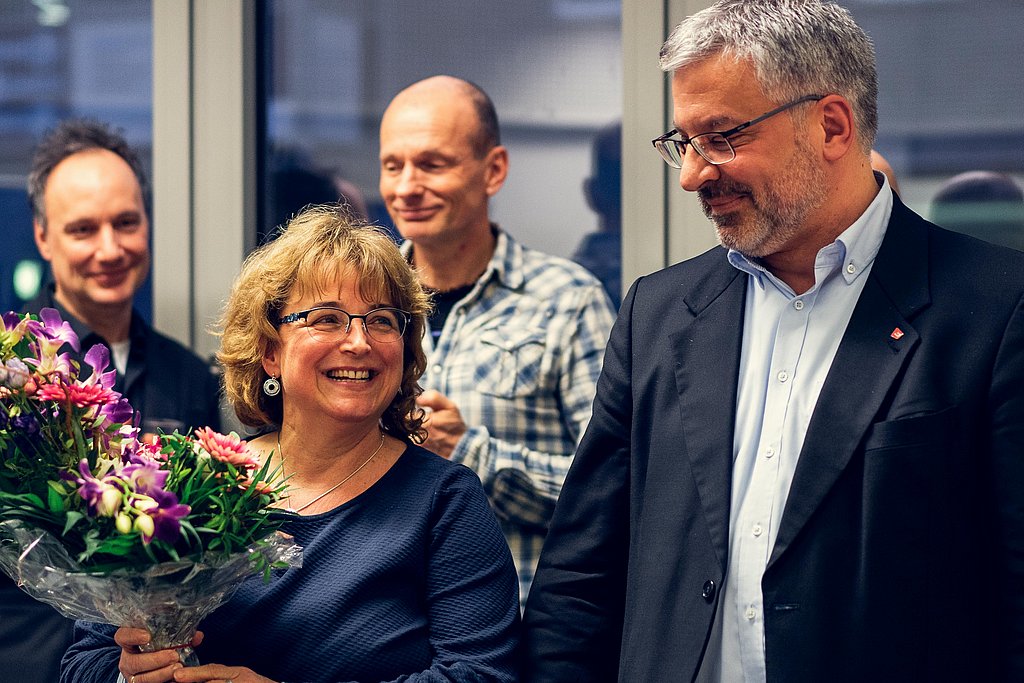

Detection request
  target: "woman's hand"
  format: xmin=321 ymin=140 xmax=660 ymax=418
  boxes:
xmin=171 ymin=664 xmax=276 ymax=682
xmin=114 ymin=627 xmax=203 ymax=683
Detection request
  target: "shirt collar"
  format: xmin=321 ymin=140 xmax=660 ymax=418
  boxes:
xmin=727 ymin=171 xmax=893 ymax=290
xmin=37 ymin=282 xmax=146 ymax=348
xmin=400 ymin=224 xmax=522 ymax=291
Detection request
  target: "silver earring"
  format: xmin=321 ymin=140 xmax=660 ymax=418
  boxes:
xmin=263 ymin=376 xmax=281 ymax=397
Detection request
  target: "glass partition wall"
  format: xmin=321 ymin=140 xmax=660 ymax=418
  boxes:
xmin=257 ymin=0 xmax=624 ymax=297
xmin=0 ymin=0 xmax=153 ymax=315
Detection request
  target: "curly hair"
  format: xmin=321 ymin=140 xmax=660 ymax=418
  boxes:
xmin=216 ymin=205 xmax=430 ymax=442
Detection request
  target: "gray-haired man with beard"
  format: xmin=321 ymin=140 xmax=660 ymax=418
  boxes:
xmin=523 ymin=2 xmax=1024 ymax=681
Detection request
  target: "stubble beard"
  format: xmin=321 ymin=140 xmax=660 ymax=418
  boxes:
xmin=702 ymin=137 xmax=828 ymax=259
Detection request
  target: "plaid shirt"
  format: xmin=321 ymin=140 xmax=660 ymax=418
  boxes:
xmin=403 ymin=228 xmax=616 ymax=606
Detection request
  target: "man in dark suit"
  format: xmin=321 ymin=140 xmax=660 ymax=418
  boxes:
xmin=522 ymin=1 xmax=1024 ymax=681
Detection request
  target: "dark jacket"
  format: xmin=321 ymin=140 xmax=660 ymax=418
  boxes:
xmin=523 ymin=197 xmax=1024 ymax=682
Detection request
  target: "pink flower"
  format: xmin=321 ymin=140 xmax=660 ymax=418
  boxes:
xmin=131 ymin=437 xmax=168 ymax=462
xmin=35 ymin=380 xmax=121 ymax=411
xmin=194 ymin=427 xmax=259 ymax=469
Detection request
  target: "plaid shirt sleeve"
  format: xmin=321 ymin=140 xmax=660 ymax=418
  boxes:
xmin=449 ymin=281 xmax=616 ymax=532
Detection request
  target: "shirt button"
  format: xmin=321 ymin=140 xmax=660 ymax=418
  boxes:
xmin=793 ymin=299 xmax=804 ymax=310
xmin=745 ymin=607 xmax=757 ymax=621
xmin=432 ymin=365 xmax=442 ymax=374
xmin=752 ymin=524 xmax=763 ymax=537
xmin=765 ymin=446 xmax=775 ymax=459
xmin=846 ymin=262 xmax=856 ymax=274
xmin=777 ymin=370 xmax=789 ymax=383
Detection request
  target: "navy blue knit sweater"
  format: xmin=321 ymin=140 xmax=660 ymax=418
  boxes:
xmin=60 ymin=445 xmax=521 ymax=682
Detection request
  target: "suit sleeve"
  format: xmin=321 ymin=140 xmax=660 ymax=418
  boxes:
xmin=520 ymin=278 xmax=639 ymax=682
xmin=990 ymin=291 xmax=1024 ymax=679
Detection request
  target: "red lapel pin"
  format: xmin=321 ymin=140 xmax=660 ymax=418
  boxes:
xmin=890 ymin=327 xmax=904 ymax=340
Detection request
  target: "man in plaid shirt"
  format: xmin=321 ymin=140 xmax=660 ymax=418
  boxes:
xmin=379 ymin=75 xmax=617 ymax=606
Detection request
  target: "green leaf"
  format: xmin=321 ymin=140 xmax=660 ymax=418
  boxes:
xmin=90 ymin=534 xmax=139 ymax=558
xmin=46 ymin=483 xmax=66 ymax=513
xmin=62 ymin=511 xmax=86 ymax=536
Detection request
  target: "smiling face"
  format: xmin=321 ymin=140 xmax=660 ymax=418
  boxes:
xmin=262 ymin=268 xmax=405 ymax=434
xmin=671 ymin=54 xmax=828 ymax=259
xmin=378 ymin=79 xmax=507 ymax=249
xmin=33 ymin=148 xmax=150 ymax=319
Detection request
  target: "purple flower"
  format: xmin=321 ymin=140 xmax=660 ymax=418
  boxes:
xmin=83 ymin=344 xmax=117 ymax=390
xmin=1 ymin=311 xmax=22 ymax=330
xmin=122 ymin=460 xmax=170 ymax=495
xmin=11 ymin=413 xmax=39 ymax=435
xmin=37 ymin=308 xmax=80 ymax=352
xmin=146 ymin=488 xmax=190 ymax=544
xmin=75 ymin=460 xmax=123 ymax=517
xmin=3 ymin=358 xmax=31 ymax=389
xmin=99 ymin=396 xmax=135 ymax=426
xmin=24 ymin=343 xmax=74 ymax=381
xmin=130 ymin=487 xmax=189 ymax=544
xmin=1 ymin=312 xmax=42 ymax=345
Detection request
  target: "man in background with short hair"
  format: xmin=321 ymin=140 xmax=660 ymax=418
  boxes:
xmin=378 ymin=75 xmax=616 ymax=608
xmin=0 ymin=119 xmax=221 ymax=683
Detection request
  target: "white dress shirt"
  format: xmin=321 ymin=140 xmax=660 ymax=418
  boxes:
xmin=702 ymin=177 xmax=893 ymax=682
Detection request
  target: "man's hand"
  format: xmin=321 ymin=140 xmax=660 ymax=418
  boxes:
xmin=418 ymin=389 xmax=468 ymax=459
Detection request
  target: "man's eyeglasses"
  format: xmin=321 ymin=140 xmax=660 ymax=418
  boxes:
xmin=652 ymin=94 xmax=824 ymax=168
xmin=277 ymin=306 xmax=410 ymax=343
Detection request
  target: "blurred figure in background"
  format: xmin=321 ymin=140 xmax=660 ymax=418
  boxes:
xmin=378 ymin=75 xmax=616 ymax=608
xmin=572 ymin=122 xmax=623 ymax=305
xmin=931 ymin=170 xmax=1024 ymax=251
xmin=870 ymin=149 xmax=900 ymax=195
xmin=263 ymin=148 xmax=370 ymax=245
xmin=3 ymin=120 xmax=221 ymax=683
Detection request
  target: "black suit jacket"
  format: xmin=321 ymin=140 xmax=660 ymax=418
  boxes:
xmin=522 ymin=198 xmax=1024 ymax=682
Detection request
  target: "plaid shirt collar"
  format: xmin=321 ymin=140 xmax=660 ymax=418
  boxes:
xmin=399 ymin=223 xmax=524 ymax=292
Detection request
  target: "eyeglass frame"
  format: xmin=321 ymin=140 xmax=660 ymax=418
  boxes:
xmin=652 ymin=94 xmax=824 ymax=168
xmin=276 ymin=306 xmax=411 ymax=343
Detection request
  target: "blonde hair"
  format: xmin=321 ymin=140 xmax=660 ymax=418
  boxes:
xmin=217 ymin=205 xmax=430 ymax=441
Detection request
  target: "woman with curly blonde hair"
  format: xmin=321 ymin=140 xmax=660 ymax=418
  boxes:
xmin=64 ymin=206 xmax=520 ymax=683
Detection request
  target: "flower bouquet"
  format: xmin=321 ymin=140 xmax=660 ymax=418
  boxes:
xmin=0 ymin=309 xmax=301 ymax=666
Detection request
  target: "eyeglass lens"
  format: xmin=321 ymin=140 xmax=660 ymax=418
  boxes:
xmin=304 ymin=308 xmax=406 ymax=343
xmin=656 ymin=133 xmax=734 ymax=169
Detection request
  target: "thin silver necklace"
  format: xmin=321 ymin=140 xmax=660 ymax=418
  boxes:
xmin=277 ymin=431 xmax=385 ymax=513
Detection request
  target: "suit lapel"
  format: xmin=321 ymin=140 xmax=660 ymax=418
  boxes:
xmin=669 ymin=253 xmax=746 ymax=570
xmin=769 ymin=200 xmax=933 ymax=565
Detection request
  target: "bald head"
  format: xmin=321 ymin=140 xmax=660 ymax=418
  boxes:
xmin=870 ymin=150 xmax=900 ymax=194
xmin=386 ymin=76 xmax=500 ymax=158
